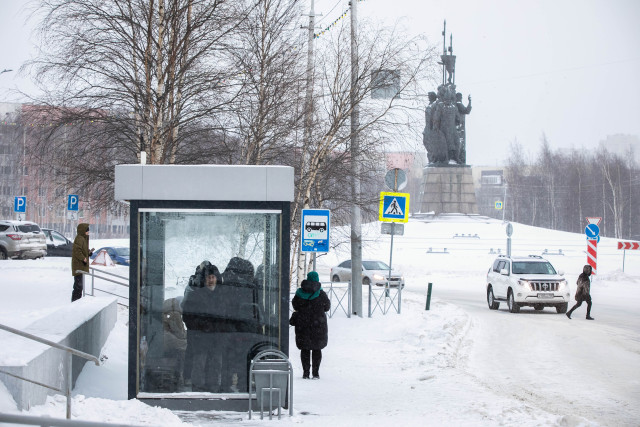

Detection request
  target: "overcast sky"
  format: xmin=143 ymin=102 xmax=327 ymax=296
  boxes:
xmin=2 ymin=0 xmax=639 ymax=165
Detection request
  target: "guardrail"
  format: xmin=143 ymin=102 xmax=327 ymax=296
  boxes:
xmin=368 ymin=283 xmax=402 ymax=317
xmin=452 ymin=233 xmax=480 ymax=239
xmin=426 ymin=247 xmax=449 ymax=254
xmin=77 ymin=268 xmax=129 ymax=307
xmin=0 ymin=323 xmax=101 ymax=420
xmin=325 ymin=281 xmax=351 ymax=318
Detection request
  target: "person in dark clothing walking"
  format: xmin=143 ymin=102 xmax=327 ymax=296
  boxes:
xmin=291 ymin=271 xmax=330 ymax=379
xmin=71 ymin=223 xmax=93 ymax=302
xmin=567 ymin=264 xmax=594 ymax=320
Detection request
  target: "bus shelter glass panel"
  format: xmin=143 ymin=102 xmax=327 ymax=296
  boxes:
xmin=138 ymin=209 xmax=282 ymax=394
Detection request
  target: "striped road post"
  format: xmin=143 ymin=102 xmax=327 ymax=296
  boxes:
xmin=587 ymin=239 xmax=598 ymax=275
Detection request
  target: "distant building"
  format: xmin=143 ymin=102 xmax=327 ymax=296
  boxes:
xmin=475 ymin=169 xmax=506 ymax=218
xmin=598 ymin=134 xmax=640 ymax=164
xmin=0 ymin=102 xmax=129 ymax=239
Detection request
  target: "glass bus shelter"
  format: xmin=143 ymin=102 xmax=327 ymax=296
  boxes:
xmin=115 ymin=165 xmax=293 ymax=410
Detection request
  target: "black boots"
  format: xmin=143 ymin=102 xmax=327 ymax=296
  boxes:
xmin=586 ymin=316 xmax=595 ymax=320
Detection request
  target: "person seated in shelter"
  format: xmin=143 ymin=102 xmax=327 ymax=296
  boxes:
xmin=181 ymin=263 xmax=229 ymax=392
xmin=161 ymin=297 xmax=187 ymax=390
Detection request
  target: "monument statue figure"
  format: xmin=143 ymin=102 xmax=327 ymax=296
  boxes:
xmin=422 ymin=92 xmax=437 ymax=163
xmin=455 ymin=92 xmax=472 ymax=164
xmin=422 ymin=22 xmax=472 ymax=166
xmin=417 ymin=21 xmax=479 ymax=215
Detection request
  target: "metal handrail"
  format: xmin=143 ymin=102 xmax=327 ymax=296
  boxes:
xmin=0 ymin=412 xmax=139 ymax=426
xmin=0 ymin=323 xmax=101 ymax=420
xmin=76 ymin=268 xmax=129 ymax=308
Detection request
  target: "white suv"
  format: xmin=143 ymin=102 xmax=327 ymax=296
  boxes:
xmin=486 ymin=255 xmax=570 ymax=313
xmin=0 ymin=220 xmax=47 ymax=260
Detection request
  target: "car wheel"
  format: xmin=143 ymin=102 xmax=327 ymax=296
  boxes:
xmin=507 ymin=290 xmax=520 ymax=313
xmin=332 ymin=275 xmax=340 ymax=282
xmin=487 ymin=287 xmax=499 ymax=310
xmin=0 ymin=248 xmax=7 ymax=260
xmin=556 ymin=302 xmax=568 ymax=314
xmin=362 ymin=277 xmax=370 ymax=286
xmin=534 ymin=304 xmax=544 ymax=311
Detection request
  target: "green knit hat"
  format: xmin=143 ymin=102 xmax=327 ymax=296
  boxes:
xmin=307 ymin=271 xmax=319 ymax=282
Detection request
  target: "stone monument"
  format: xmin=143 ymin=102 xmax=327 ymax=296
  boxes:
xmin=418 ymin=21 xmax=478 ymax=215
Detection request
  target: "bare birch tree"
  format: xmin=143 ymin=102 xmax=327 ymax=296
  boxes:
xmin=289 ymin=21 xmax=437 ymax=281
xmin=22 ymin=0 xmax=251 ymax=204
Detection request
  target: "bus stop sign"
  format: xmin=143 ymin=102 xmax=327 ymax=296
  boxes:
xmin=301 ymin=209 xmax=330 ymax=253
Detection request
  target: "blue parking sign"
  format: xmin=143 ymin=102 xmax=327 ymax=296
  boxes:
xmin=68 ymin=195 xmax=79 ymax=211
xmin=14 ymin=196 xmax=26 ymax=213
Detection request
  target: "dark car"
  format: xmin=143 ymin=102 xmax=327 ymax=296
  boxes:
xmin=90 ymin=246 xmax=130 ymax=266
xmin=42 ymin=228 xmax=73 ymax=257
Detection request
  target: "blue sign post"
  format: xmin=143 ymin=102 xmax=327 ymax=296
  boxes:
xmin=67 ymin=195 xmax=79 ymax=211
xmin=14 ymin=196 xmax=26 ymax=213
xmin=301 ymin=209 xmax=330 ymax=253
xmin=13 ymin=196 xmax=27 ymax=221
xmin=379 ymin=192 xmax=410 ymax=223
xmin=585 ymin=223 xmax=600 ymax=241
xmin=14 ymin=196 xmax=26 ymax=220
xmin=67 ymin=194 xmax=79 ymax=220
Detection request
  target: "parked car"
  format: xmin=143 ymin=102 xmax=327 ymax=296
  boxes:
xmin=90 ymin=246 xmax=130 ymax=266
xmin=42 ymin=228 xmax=73 ymax=257
xmin=0 ymin=219 xmax=47 ymax=260
xmin=330 ymin=259 xmax=404 ymax=287
xmin=486 ymin=254 xmax=570 ymax=313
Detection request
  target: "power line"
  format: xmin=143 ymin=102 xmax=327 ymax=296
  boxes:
xmin=468 ymin=57 xmax=640 ymax=86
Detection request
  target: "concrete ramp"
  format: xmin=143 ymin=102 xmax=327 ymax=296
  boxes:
xmin=0 ymin=297 xmax=117 ymax=410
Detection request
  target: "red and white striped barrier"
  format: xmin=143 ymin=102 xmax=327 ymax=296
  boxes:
xmin=587 ymin=239 xmax=597 ymax=275
xmin=617 ymin=241 xmax=640 ymax=250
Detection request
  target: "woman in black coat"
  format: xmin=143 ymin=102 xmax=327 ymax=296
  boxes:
xmin=291 ymin=271 xmax=330 ymax=379
xmin=567 ymin=264 xmax=594 ymax=320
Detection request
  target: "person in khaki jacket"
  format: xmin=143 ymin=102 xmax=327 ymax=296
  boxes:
xmin=71 ymin=223 xmax=94 ymax=302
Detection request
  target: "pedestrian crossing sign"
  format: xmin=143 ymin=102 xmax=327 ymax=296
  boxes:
xmin=379 ymin=192 xmax=410 ymax=223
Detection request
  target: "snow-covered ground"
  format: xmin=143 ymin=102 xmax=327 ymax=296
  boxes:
xmin=0 ymin=215 xmax=639 ymax=426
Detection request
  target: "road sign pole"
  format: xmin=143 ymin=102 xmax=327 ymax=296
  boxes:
xmin=587 ymin=239 xmax=597 ymax=275
xmin=388 ymin=222 xmax=394 ymax=309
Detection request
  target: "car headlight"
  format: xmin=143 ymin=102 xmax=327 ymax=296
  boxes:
xmin=373 ymin=274 xmax=385 ymax=281
xmin=558 ymin=279 xmax=567 ymax=288
xmin=518 ymin=280 xmax=530 ymax=290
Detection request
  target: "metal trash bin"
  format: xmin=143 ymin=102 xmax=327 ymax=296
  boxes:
xmin=249 ymin=349 xmax=293 ymax=420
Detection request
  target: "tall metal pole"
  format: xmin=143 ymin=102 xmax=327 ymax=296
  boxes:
xmin=298 ymin=0 xmax=317 ymax=286
xmin=304 ymin=0 xmax=316 ymax=148
xmin=350 ymin=0 xmax=362 ymax=316
xmin=502 ymin=183 xmax=507 ymax=222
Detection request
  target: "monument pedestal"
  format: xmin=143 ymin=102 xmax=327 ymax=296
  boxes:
xmin=418 ymin=166 xmax=478 ymax=214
